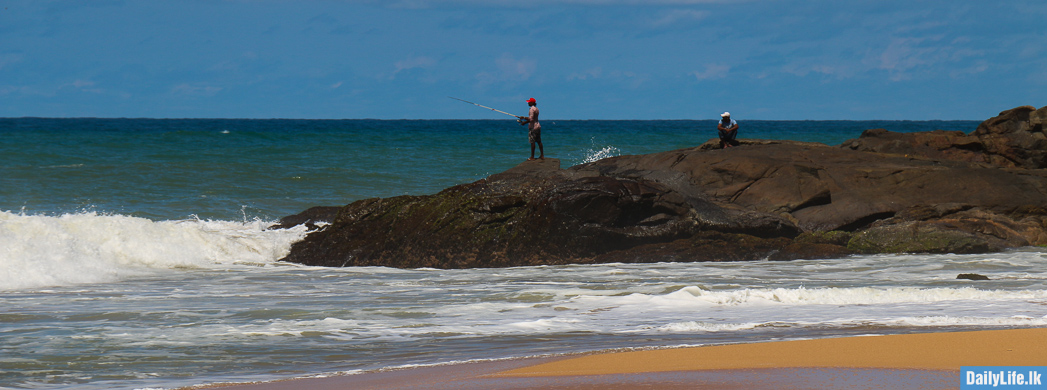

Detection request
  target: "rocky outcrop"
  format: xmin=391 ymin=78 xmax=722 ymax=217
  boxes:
xmin=277 ymin=105 xmax=1047 ymax=268
xmin=844 ymin=105 xmax=1047 ymax=169
xmin=279 ymin=158 xmax=805 ymax=268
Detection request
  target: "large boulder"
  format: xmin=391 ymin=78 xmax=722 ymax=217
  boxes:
xmin=280 ymin=158 xmax=803 ymax=268
xmin=972 ymin=105 xmax=1047 ymax=168
xmin=843 ymin=105 xmax=1047 ymax=169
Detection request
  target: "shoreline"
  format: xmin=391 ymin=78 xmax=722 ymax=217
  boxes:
xmin=191 ymin=327 xmax=1047 ymax=390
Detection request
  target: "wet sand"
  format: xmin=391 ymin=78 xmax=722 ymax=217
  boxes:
xmin=193 ymin=328 xmax=1047 ymax=390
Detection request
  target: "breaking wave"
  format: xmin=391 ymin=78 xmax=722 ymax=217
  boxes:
xmin=0 ymin=211 xmax=308 ymax=290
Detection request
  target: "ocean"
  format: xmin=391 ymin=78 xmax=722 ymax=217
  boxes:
xmin=4 ymin=118 xmax=1046 ymax=390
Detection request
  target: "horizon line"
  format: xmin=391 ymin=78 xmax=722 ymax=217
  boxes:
xmin=1 ymin=116 xmax=985 ymax=122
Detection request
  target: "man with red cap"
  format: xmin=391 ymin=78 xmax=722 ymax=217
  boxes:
xmin=517 ymin=98 xmax=544 ymax=160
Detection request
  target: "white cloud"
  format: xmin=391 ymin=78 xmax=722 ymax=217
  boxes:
xmin=651 ymin=9 xmax=709 ymax=27
xmin=1031 ymin=69 xmax=1047 ymax=84
xmin=390 ymin=56 xmax=437 ymax=79
xmin=558 ymin=0 xmax=736 ymax=3
xmin=692 ymin=64 xmax=730 ymax=80
xmin=383 ymin=0 xmax=742 ymax=7
xmin=55 ymin=80 xmax=107 ymax=94
xmin=497 ymin=54 xmax=536 ymax=79
xmin=949 ymin=61 xmax=989 ymax=78
xmin=876 ymin=37 xmax=932 ymax=75
xmin=70 ymin=80 xmax=96 ymax=88
xmin=476 ymin=54 xmax=536 ymax=84
xmin=0 ymin=53 xmax=24 ymax=71
xmin=568 ymin=67 xmax=604 ymax=81
xmin=566 ymin=67 xmax=649 ymax=89
xmin=870 ymin=34 xmax=983 ymax=81
xmin=171 ymin=83 xmax=223 ymax=96
xmin=781 ymin=61 xmax=855 ymax=79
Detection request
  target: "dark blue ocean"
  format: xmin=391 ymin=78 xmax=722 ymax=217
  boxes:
xmin=7 ymin=118 xmax=1047 ymax=390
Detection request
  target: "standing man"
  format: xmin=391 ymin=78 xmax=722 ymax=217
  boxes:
xmin=518 ymin=98 xmax=544 ymax=160
xmin=717 ymin=111 xmax=739 ymax=148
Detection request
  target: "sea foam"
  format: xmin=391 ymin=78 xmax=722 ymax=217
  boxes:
xmin=565 ymin=285 xmax=1047 ymax=310
xmin=0 ymin=211 xmax=308 ymax=291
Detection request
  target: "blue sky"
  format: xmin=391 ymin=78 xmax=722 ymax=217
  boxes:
xmin=2 ymin=1 xmax=1045 ymax=120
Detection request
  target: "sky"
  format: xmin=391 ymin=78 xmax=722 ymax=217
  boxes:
xmin=1 ymin=0 xmax=1045 ymax=120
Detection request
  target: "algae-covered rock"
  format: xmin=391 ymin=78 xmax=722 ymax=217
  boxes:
xmin=847 ymin=221 xmax=998 ymax=254
xmin=794 ymin=230 xmax=853 ymax=246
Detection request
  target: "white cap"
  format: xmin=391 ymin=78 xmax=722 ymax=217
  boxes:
xmin=721 ymin=112 xmax=730 ymax=117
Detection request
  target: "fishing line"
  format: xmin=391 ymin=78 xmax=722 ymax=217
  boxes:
xmin=449 ymin=97 xmax=526 ymax=124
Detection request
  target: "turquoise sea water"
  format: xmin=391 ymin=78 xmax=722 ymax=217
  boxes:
xmin=7 ymin=118 xmax=1047 ymax=390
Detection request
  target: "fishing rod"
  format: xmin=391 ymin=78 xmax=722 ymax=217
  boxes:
xmin=448 ymin=97 xmax=526 ymax=123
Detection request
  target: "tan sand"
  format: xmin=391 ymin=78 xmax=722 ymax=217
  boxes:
xmin=498 ymin=327 xmax=1047 ymax=377
xmin=192 ymin=328 xmax=1047 ymax=390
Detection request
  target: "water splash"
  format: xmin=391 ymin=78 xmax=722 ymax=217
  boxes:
xmin=577 ymin=137 xmax=621 ymax=164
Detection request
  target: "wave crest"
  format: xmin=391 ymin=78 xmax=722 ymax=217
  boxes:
xmin=0 ymin=211 xmax=308 ymax=290
xmin=574 ymin=285 xmax=1047 ymax=307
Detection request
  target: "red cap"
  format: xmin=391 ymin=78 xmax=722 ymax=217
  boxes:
xmin=526 ymin=98 xmax=536 ymax=104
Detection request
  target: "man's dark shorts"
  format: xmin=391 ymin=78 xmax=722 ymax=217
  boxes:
xmin=529 ymin=128 xmax=541 ymax=144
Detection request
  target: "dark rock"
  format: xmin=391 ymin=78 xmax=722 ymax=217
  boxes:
xmin=592 ymin=232 xmax=797 ymax=263
xmin=972 ymin=105 xmax=1047 ymax=168
xmin=278 ymin=105 xmax=1047 ymax=268
xmin=770 ymin=242 xmax=852 ymax=261
xmin=767 ymin=231 xmax=855 ymax=261
xmin=843 ymin=105 xmax=1047 ymax=169
xmin=280 ymin=156 xmax=810 ymax=268
xmin=957 ymin=273 xmax=990 ymax=281
xmin=576 ymin=142 xmax=1047 ymax=234
xmin=268 ymin=206 xmax=341 ymax=231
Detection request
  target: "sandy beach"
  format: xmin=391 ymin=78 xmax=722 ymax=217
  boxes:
xmin=196 ymin=327 xmax=1047 ymax=389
